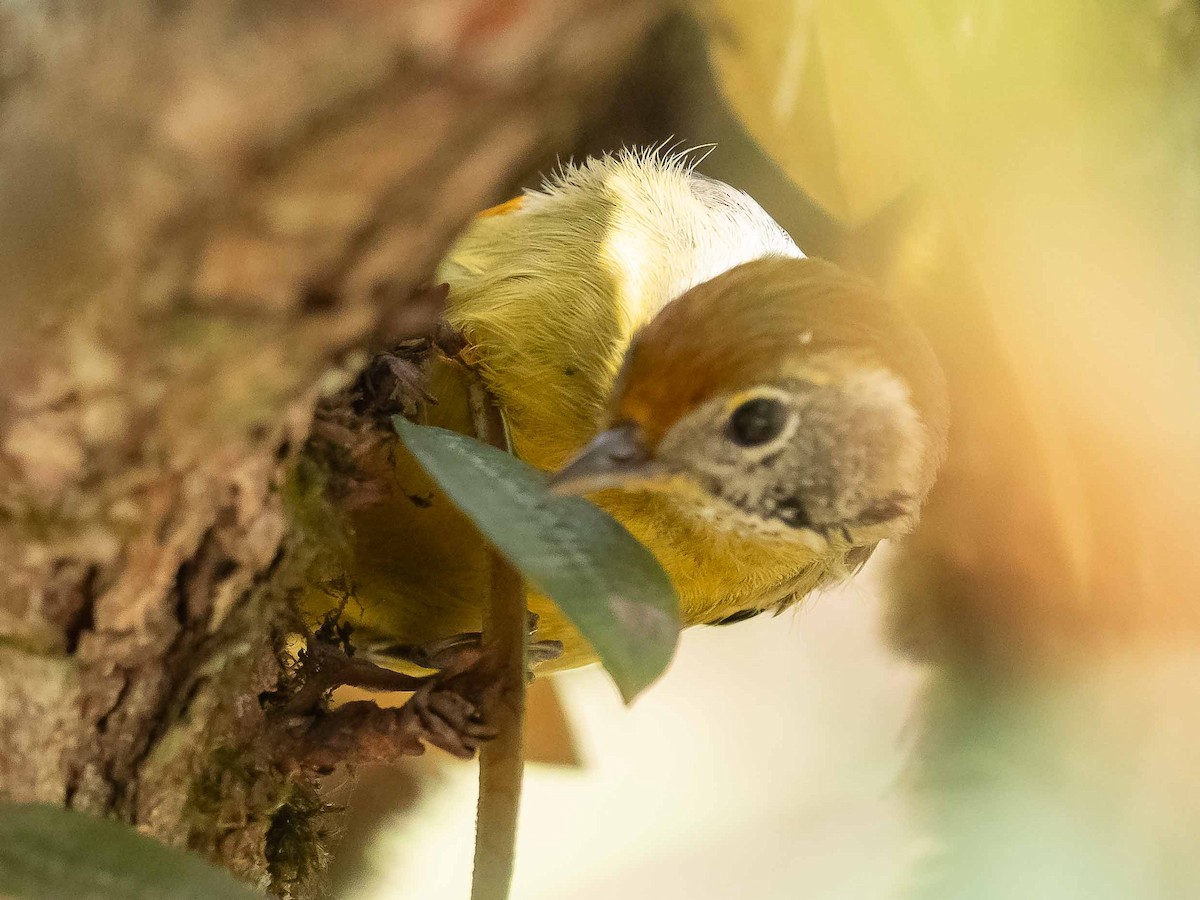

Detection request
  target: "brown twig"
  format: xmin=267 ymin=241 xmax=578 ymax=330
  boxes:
xmin=465 ymin=363 xmax=528 ymax=900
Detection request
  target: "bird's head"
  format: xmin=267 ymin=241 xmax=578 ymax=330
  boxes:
xmin=548 ymin=257 xmax=949 ymax=545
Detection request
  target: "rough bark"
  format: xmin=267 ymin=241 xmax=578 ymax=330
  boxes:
xmin=0 ymin=1 xmax=667 ymax=896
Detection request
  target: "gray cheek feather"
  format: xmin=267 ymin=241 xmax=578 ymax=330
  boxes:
xmin=694 ymin=423 xmax=905 ymax=535
xmin=693 ymin=452 xmax=815 ymax=532
xmin=659 ymin=374 xmax=925 ymax=539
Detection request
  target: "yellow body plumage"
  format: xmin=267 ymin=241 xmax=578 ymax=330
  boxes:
xmin=307 ymin=151 xmax=860 ymax=671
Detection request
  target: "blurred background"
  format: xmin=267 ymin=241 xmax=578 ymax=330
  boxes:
xmin=327 ymin=3 xmax=1200 ymax=898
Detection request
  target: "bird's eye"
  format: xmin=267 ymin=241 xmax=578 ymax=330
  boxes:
xmin=727 ymin=397 xmax=788 ymax=447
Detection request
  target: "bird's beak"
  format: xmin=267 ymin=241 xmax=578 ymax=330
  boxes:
xmin=547 ymin=422 xmax=662 ymax=496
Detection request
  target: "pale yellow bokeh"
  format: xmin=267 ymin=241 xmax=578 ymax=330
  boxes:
xmin=706 ymin=4 xmax=1200 ymax=896
xmin=710 ymin=0 xmax=920 ymax=225
xmin=711 ymin=0 xmax=1200 ymax=633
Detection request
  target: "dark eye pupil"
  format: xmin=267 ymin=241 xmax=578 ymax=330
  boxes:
xmin=728 ymin=397 xmax=787 ymax=447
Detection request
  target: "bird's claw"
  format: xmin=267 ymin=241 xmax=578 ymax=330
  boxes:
xmin=280 ymin=610 xmax=563 ymax=762
xmin=403 ymin=677 xmax=500 ymax=759
xmin=275 ymin=628 xmax=497 ymax=761
xmin=366 ymin=610 xmax=564 ymax=680
xmin=355 ymin=344 xmax=434 ymax=420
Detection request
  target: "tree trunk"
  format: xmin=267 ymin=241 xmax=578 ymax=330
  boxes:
xmin=0 ymin=1 xmax=666 ymax=896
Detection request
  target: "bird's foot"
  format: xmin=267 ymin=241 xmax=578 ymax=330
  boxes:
xmin=354 ymin=341 xmax=435 ymax=421
xmin=282 ymin=683 xmax=499 ymax=765
xmin=351 ymin=321 xmax=480 ymax=424
xmin=428 ymin=322 xmax=485 ymax=370
xmin=274 ymin=627 xmax=501 ymax=762
xmin=365 ymin=611 xmax=564 ymax=681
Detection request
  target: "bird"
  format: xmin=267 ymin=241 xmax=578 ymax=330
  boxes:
xmin=302 ymin=148 xmax=948 ymax=675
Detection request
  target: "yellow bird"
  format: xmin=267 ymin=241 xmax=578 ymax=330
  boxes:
xmin=304 ymin=149 xmax=948 ymax=674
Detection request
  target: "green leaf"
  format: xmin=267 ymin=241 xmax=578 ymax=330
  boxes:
xmin=394 ymin=416 xmax=680 ymax=703
xmin=0 ymin=803 xmax=264 ymax=900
